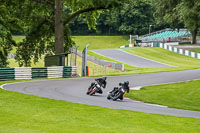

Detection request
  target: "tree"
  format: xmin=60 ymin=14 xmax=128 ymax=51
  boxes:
xmin=177 ymin=0 xmax=200 ymax=44
xmin=1 ymin=0 xmax=124 ymax=67
xmin=113 ymin=0 xmax=154 ymax=35
xmin=0 ymin=0 xmax=21 ymax=67
xmin=153 ymin=0 xmax=200 ymax=44
xmin=69 ymin=0 xmax=155 ymax=36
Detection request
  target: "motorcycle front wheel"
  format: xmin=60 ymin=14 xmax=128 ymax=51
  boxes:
xmin=89 ymin=88 xmax=96 ymax=96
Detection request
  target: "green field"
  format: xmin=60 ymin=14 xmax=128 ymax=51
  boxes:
xmin=0 ymin=80 xmax=200 ymax=133
xmin=124 ymin=47 xmax=200 ymax=68
xmin=189 ymin=48 xmax=200 ymax=53
xmin=72 ymin=36 xmax=129 ymax=51
xmin=125 ymin=80 xmax=200 ymax=111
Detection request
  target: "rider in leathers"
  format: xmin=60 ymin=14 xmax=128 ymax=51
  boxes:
xmin=95 ymin=77 xmax=107 ymax=94
xmin=88 ymin=77 xmax=107 ymax=94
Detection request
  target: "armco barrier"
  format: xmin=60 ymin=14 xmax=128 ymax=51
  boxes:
xmin=32 ymin=67 xmax=48 ymax=79
xmin=0 ymin=68 xmax=15 ymax=81
xmin=0 ymin=66 xmax=78 ymax=81
xmin=63 ymin=66 xmax=72 ymax=78
xmin=47 ymin=66 xmax=63 ymax=78
xmin=15 ymin=67 xmax=31 ymax=80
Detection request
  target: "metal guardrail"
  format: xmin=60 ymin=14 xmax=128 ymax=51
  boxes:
xmin=0 ymin=68 xmax=15 ymax=81
xmin=0 ymin=66 xmax=78 ymax=81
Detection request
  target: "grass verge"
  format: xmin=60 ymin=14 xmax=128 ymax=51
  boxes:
xmin=0 ymin=80 xmax=200 ymax=133
xmin=124 ymin=47 xmax=200 ymax=68
xmin=125 ymin=80 xmax=200 ymax=111
xmin=189 ymin=48 xmax=200 ymax=53
xmin=72 ymin=36 xmax=128 ymax=51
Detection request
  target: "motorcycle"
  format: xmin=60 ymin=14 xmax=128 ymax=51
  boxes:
xmin=107 ymin=81 xmax=129 ymax=101
xmin=86 ymin=77 xmax=107 ymax=96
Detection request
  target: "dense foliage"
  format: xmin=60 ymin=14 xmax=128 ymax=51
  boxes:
xmin=70 ymin=0 xmax=154 ymax=35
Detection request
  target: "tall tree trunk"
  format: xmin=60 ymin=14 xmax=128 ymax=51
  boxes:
xmin=191 ymin=28 xmax=198 ymax=44
xmin=55 ymin=0 xmax=64 ymax=54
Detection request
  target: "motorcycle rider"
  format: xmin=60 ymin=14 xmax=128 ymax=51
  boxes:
xmin=87 ymin=77 xmax=107 ymax=94
xmin=121 ymin=81 xmax=129 ymax=93
xmin=107 ymin=81 xmax=129 ymax=100
xmin=95 ymin=77 xmax=107 ymax=94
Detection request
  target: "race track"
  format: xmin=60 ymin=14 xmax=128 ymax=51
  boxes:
xmin=3 ymin=69 xmax=200 ymax=118
xmin=91 ymin=49 xmax=172 ymax=68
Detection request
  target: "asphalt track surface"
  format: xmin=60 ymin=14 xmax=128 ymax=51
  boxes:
xmin=91 ymin=49 xmax=172 ymax=68
xmin=3 ymin=69 xmax=200 ymax=119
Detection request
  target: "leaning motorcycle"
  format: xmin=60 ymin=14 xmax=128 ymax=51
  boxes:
xmin=86 ymin=77 xmax=107 ymax=96
xmin=107 ymin=81 xmax=129 ymax=101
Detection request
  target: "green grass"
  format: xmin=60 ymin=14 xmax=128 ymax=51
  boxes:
xmin=0 ymin=80 xmax=200 ymax=133
xmin=8 ymin=56 xmax=45 ymax=68
xmin=125 ymin=80 xmax=200 ymax=111
xmin=189 ymin=48 xmax=200 ymax=53
xmin=125 ymin=47 xmax=200 ymax=68
xmin=72 ymin=36 xmax=129 ymax=51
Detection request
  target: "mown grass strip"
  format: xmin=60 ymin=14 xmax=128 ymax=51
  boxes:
xmin=124 ymin=47 xmax=200 ymax=68
xmin=125 ymin=80 xmax=200 ymax=111
xmin=72 ymin=36 xmax=129 ymax=51
xmin=0 ymin=80 xmax=200 ymax=133
xmin=189 ymin=48 xmax=200 ymax=53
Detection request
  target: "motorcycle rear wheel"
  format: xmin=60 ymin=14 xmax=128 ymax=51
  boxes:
xmin=107 ymin=93 xmax=111 ymax=100
xmin=113 ymin=92 xmax=122 ymax=101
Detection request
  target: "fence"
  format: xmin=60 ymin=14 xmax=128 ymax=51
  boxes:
xmin=77 ymin=51 xmax=124 ymax=71
xmin=0 ymin=66 xmax=78 ymax=81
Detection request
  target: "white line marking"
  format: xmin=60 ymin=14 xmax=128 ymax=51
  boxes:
xmin=130 ymin=86 xmax=142 ymax=90
xmin=90 ymin=50 xmax=127 ymax=65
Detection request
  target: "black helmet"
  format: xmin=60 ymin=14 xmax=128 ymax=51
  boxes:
xmin=125 ymin=81 xmax=129 ymax=86
xmin=102 ymin=77 xmax=107 ymax=80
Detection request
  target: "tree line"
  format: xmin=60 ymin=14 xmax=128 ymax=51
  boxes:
xmin=0 ymin=0 xmax=199 ymax=67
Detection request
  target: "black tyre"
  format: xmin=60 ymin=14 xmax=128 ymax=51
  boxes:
xmin=113 ymin=92 xmax=122 ymax=101
xmin=89 ymin=88 xmax=96 ymax=96
xmin=86 ymin=87 xmax=92 ymax=95
xmin=107 ymin=93 xmax=111 ymax=100
xmin=119 ymin=95 xmax=123 ymax=100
